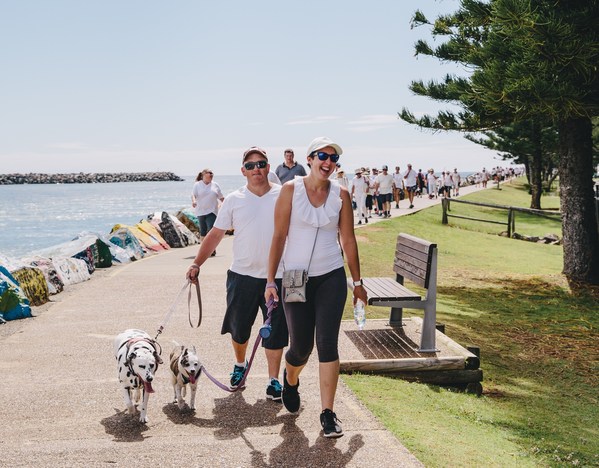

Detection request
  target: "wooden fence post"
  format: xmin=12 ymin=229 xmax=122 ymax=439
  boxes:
xmin=507 ymin=209 xmax=513 ymax=237
xmin=442 ymin=198 xmax=448 ymax=224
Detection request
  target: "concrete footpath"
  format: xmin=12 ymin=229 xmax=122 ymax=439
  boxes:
xmin=0 ymin=239 xmax=422 ymax=467
xmin=0 ymin=183 xmax=495 ymax=467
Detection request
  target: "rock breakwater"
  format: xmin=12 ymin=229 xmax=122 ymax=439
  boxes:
xmin=0 ymin=172 xmax=184 ymax=185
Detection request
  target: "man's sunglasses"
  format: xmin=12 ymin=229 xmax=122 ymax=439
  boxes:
xmin=313 ymin=151 xmax=340 ymax=163
xmin=244 ymin=160 xmax=268 ymax=170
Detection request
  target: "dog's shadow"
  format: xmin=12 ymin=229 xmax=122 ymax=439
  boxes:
xmin=100 ymin=409 xmax=151 ymax=442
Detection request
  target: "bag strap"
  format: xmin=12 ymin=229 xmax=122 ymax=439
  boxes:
xmin=306 ymin=182 xmax=331 ymax=273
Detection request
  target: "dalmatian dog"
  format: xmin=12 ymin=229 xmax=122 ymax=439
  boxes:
xmin=114 ymin=329 xmax=163 ymax=423
xmin=169 ymin=344 xmax=202 ymax=410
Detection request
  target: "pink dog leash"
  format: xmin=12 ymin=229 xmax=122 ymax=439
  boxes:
xmin=200 ymin=298 xmax=277 ymax=393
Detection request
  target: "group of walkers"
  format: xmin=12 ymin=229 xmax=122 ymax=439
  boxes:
xmin=348 ymin=165 xmax=464 ymax=224
xmin=187 ymin=137 xmax=367 ymax=439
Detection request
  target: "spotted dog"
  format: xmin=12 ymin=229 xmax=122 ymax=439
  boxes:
xmin=114 ymin=329 xmax=163 ymax=423
xmin=169 ymin=344 xmax=202 ymax=410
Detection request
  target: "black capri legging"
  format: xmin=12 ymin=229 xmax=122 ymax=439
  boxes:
xmin=283 ymin=267 xmax=347 ymax=366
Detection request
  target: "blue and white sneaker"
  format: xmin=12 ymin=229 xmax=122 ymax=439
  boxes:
xmin=266 ymin=378 xmax=283 ymax=402
xmin=230 ymin=361 xmax=247 ymax=389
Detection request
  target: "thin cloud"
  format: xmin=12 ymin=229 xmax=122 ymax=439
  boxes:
xmin=285 ymin=115 xmax=340 ymax=126
xmin=347 ymin=114 xmax=398 ymax=132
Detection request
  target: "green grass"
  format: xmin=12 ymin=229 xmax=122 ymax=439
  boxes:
xmin=342 ymin=178 xmax=599 ymax=467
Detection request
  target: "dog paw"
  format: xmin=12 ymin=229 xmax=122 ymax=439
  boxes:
xmin=139 ymin=415 xmax=148 ymax=424
xmin=177 ymin=401 xmax=186 ymax=410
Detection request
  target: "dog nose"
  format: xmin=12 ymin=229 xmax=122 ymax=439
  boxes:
xmin=147 ymin=375 xmax=153 ymax=382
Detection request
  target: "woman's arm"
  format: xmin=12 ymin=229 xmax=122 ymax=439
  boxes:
xmin=338 ymin=187 xmax=368 ymax=304
xmin=265 ymin=182 xmax=294 ymax=303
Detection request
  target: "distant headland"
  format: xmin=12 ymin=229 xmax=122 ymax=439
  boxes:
xmin=0 ymin=172 xmax=185 ymax=185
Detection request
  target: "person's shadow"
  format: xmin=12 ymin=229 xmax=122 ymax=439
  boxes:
xmin=163 ymin=391 xmax=365 ymax=467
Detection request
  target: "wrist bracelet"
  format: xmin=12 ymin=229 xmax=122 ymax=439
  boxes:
xmin=265 ymin=282 xmax=278 ymax=290
xmin=189 ymin=264 xmax=200 ymax=270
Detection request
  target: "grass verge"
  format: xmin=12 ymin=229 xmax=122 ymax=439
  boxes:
xmin=342 ymin=179 xmax=598 ymax=467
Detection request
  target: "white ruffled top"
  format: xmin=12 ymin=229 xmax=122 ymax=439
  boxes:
xmin=282 ymin=177 xmax=344 ymax=276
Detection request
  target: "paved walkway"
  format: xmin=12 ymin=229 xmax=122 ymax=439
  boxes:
xmin=0 ymin=181 xmax=498 ymax=467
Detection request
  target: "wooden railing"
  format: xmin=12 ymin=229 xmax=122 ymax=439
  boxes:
xmin=441 ymin=198 xmax=562 ymax=237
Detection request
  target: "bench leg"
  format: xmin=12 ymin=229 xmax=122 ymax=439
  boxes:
xmin=389 ymin=307 xmax=403 ymax=327
xmin=419 ymin=302 xmax=438 ymax=352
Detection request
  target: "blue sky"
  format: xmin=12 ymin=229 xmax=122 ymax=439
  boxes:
xmin=1 ymin=1 xmax=506 ymax=175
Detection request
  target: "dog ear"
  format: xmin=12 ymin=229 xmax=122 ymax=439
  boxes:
xmin=126 ymin=351 xmax=136 ymax=366
xmin=154 ymin=351 xmax=163 ymax=364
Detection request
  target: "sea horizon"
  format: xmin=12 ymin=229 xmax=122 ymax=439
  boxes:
xmin=0 ymin=172 xmax=474 ymax=259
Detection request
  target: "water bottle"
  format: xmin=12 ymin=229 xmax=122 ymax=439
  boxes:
xmin=353 ymin=299 xmax=366 ymax=330
xmin=259 ymin=323 xmax=271 ymax=339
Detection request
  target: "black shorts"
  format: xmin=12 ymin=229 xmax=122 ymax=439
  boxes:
xmin=365 ymin=195 xmax=373 ymax=209
xmin=222 ymin=270 xmax=288 ymax=349
xmin=380 ymin=193 xmax=393 ymax=203
xmin=406 ymin=185 xmax=417 ymax=193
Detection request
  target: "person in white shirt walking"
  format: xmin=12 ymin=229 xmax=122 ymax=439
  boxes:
xmin=187 ymin=147 xmax=289 ymax=401
xmin=403 ymin=164 xmax=418 ymax=209
xmin=192 ymin=169 xmax=224 ymax=256
xmin=374 ymin=165 xmax=394 ymax=217
xmin=451 ymin=168 xmax=461 ymax=196
xmin=351 ymin=168 xmax=369 ymax=224
xmin=392 ymin=166 xmax=403 ymax=209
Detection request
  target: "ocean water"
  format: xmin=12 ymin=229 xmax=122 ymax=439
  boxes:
xmin=0 ymin=171 xmax=474 ymax=259
xmin=0 ymin=175 xmax=246 ymax=258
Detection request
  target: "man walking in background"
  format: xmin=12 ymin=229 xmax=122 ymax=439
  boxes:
xmin=451 ymin=168 xmax=461 ymax=196
xmin=275 ymin=148 xmax=307 ymax=184
xmin=403 ymin=163 xmax=417 ymax=209
xmin=351 ymin=168 xmax=369 ymax=225
xmin=392 ymin=166 xmax=403 ymax=209
xmin=374 ymin=165 xmax=394 ymax=218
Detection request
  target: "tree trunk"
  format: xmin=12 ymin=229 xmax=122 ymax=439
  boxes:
xmin=558 ymin=117 xmax=599 ymax=286
xmin=529 ymin=121 xmax=543 ymax=209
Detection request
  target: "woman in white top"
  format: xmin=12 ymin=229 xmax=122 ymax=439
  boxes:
xmin=265 ymin=136 xmax=367 ymax=438
xmin=191 ymin=169 xmax=224 ymax=241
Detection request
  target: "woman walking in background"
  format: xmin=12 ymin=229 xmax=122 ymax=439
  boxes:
xmin=192 ymin=169 xmax=224 ymax=256
xmin=265 ymin=136 xmax=367 ymax=438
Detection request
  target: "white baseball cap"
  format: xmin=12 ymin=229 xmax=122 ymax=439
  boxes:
xmin=306 ymin=136 xmax=343 ymax=157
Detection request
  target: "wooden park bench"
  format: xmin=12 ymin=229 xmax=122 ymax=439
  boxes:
xmin=350 ymin=233 xmax=438 ymax=352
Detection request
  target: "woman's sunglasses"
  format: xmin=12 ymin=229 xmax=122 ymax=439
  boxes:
xmin=244 ymin=160 xmax=268 ymax=170
xmin=313 ymin=151 xmax=340 ymax=163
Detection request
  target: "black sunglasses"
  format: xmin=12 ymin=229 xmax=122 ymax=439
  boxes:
xmin=312 ymin=151 xmax=340 ymax=163
xmin=244 ymin=160 xmax=268 ymax=170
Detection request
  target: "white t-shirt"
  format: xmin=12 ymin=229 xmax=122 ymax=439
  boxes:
xmin=376 ymin=173 xmax=394 ymax=195
xmin=403 ymin=169 xmax=417 ymax=187
xmin=192 ymin=181 xmax=223 ymax=217
xmin=283 ymin=178 xmax=344 ymax=276
xmin=426 ymin=173 xmax=436 ymax=188
xmin=392 ymin=172 xmax=403 ymax=188
xmin=213 ymin=184 xmax=282 ymax=279
xmin=351 ymin=175 xmax=368 ymax=196
xmin=451 ymin=172 xmax=461 ymax=186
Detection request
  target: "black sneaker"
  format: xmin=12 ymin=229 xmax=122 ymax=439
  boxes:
xmin=230 ymin=361 xmax=247 ymax=389
xmin=266 ymin=378 xmax=282 ymax=402
xmin=282 ymin=369 xmax=300 ymax=413
xmin=320 ymin=409 xmax=343 ymax=438
xmin=364 ymin=217 xmax=368 ymax=224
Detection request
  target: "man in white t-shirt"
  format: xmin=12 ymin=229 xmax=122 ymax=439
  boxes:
xmin=451 ymin=168 xmax=461 ymax=196
xmin=350 ymin=168 xmax=369 ymax=224
xmin=186 ymin=147 xmax=288 ymax=401
xmin=392 ymin=166 xmax=403 ymax=209
xmin=403 ymin=163 xmax=418 ymax=209
xmin=374 ymin=165 xmax=394 ymax=217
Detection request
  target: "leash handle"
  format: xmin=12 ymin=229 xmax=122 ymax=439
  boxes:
xmin=200 ymin=298 xmax=277 ymax=393
xmin=188 ymin=281 xmax=202 ymax=329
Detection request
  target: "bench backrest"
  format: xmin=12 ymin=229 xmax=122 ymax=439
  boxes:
xmin=393 ymin=233 xmax=437 ymax=289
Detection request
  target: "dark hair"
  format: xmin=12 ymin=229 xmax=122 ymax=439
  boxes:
xmin=195 ymin=171 xmax=203 ymax=182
